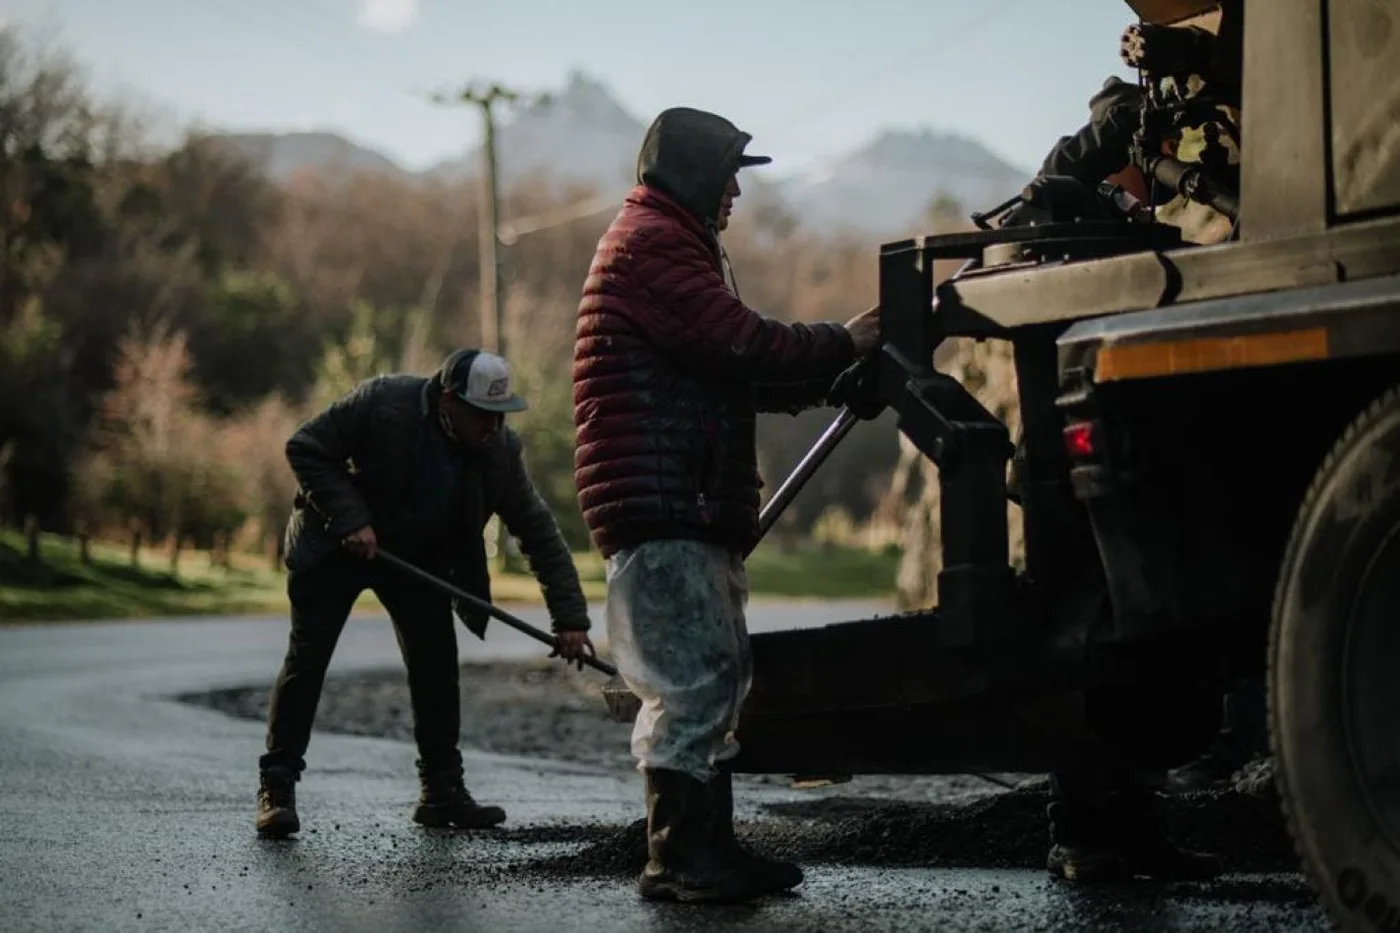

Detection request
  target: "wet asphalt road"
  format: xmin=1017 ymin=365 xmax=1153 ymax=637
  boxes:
xmin=0 ymin=601 xmax=1330 ymax=932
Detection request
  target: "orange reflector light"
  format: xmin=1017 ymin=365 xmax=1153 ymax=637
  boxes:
xmin=1064 ymin=421 xmax=1097 ymax=459
xmin=1094 ymin=327 xmax=1329 ymax=383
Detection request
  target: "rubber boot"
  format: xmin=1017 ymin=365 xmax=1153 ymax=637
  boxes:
xmin=637 ymin=768 xmax=769 ymax=904
xmin=412 ymin=765 xmax=506 ymax=829
xmin=255 ymin=769 xmax=300 ymax=838
xmin=709 ymin=772 xmax=804 ymax=893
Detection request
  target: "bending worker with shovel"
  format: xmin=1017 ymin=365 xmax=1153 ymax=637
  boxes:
xmin=255 ymin=348 xmax=595 ymax=838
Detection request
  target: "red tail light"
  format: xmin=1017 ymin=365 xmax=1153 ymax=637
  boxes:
xmin=1063 ymin=421 xmax=1098 ymax=459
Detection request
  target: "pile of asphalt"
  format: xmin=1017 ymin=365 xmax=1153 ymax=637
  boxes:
xmin=182 ymin=661 xmax=1300 ymax=882
xmin=185 ymin=659 xmax=640 ymax=774
xmin=514 ymin=784 xmax=1297 ymax=881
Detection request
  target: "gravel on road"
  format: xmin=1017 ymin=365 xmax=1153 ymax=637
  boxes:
xmin=181 ymin=659 xmax=1300 ymax=886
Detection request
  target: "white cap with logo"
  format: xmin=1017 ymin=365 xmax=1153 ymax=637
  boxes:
xmin=441 ymin=349 xmax=529 ymax=413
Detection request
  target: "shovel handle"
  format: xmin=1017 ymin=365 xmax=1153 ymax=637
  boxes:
xmin=374 ymin=548 xmax=617 ymax=677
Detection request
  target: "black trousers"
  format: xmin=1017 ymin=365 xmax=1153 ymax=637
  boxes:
xmin=260 ymin=551 xmax=462 ymax=777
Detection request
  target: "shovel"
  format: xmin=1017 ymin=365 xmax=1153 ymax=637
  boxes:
xmin=375 ymin=547 xmax=617 ymax=677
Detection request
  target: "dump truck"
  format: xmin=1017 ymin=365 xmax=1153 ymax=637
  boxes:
xmin=603 ymin=1 xmax=1399 ymax=926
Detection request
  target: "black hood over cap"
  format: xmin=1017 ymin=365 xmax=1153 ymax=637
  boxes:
xmin=635 ymin=107 xmax=771 ymax=226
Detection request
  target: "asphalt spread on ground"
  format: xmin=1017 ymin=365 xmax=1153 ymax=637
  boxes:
xmin=2 ymin=612 xmax=1330 ymax=933
xmin=184 ymin=660 xmax=1300 ymax=884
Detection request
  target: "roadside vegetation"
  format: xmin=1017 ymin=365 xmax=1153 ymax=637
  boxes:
xmin=0 ymin=22 xmax=1012 ymax=622
xmin=0 ymin=528 xmax=898 ymax=622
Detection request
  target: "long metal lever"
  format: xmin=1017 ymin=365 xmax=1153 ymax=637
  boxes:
xmin=748 ymin=406 xmax=861 ymax=556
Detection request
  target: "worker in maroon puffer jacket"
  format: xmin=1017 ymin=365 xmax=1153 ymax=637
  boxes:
xmin=573 ymin=106 xmax=881 ymax=904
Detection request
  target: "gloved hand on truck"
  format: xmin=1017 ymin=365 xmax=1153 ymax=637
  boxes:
xmin=828 ymin=357 xmax=885 ymax=420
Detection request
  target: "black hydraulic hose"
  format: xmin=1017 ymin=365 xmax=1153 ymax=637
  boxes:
xmin=1148 ymin=155 xmax=1239 ymax=221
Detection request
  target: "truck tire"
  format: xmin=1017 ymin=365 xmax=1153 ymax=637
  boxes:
xmin=1270 ymin=385 xmax=1400 ymax=933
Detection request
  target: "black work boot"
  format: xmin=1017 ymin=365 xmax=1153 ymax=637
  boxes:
xmin=1166 ymin=744 xmax=1242 ymax=792
xmin=412 ymin=766 xmax=506 ymax=829
xmin=638 ymin=768 xmax=769 ymax=904
xmin=1113 ymin=793 xmax=1223 ymax=881
xmin=1046 ymin=794 xmax=1223 ymax=883
xmin=255 ymin=769 xmax=300 ymax=838
xmin=1169 ymin=681 xmax=1269 ymax=793
xmin=709 ymin=772 xmax=804 ymax=894
xmin=1046 ymin=801 xmax=1130 ymax=883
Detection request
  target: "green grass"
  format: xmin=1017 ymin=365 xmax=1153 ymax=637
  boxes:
xmin=0 ymin=529 xmax=289 ymax=622
xmin=498 ymin=539 xmax=900 ymax=602
xmin=0 ymin=529 xmax=898 ymax=623
xmin=742 ymin=541 xmax=900 ymax=600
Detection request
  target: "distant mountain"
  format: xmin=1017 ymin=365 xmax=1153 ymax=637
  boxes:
xmin=778 ymin=129 xmax=1031 ymax=236
xmin=207 ymin=72 xmax=1033 ymax=237
xmin=212 ymin=131 xmax=402 ymax=181
xmin=426 ymin=70 xmax=643 ymax=197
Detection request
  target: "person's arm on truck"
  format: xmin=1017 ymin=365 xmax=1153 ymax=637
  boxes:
xmin=630 ymin=225 xmax=878 ymax=384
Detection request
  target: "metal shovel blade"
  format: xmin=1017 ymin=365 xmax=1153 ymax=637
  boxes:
xmin=603 ymin=674 xmax=641 ymax=722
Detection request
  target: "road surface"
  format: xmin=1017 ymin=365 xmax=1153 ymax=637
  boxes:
xmin=0 ymin=602 xmax=1329 ymax=932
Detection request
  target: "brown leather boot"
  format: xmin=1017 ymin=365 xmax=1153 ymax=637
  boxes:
xmin=255 ymin=769 xmax=300 ymax=838
xmin=412 ymin=766 xmax=506 ymax=829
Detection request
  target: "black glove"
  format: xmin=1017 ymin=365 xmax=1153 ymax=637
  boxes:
xmin=828 ymin=359 xmax=884 ymax=421
xmin=1038 ymin=76 xmax=1143 ymax=188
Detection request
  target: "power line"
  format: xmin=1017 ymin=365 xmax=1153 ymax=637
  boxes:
xmin=428 ymin=80 xmax=561 ymax=573
xmin=429 ymin=82 xmax=552 ymax=356
xmin=197 ymin=0 xmax=397 ymax=102
xmin=498 ymin=195 xmax=616 ymax=245
xmin=260 ymin=0 xmax=357 ymax=40
xmin=183 ymin=3 xmax=1030 ymax=249
xmin=489 ymin=4 xmax=1026 ymax=237
xmin=273 ymin=165 xmax=612 ymax=245
xmin=184 ymin=6 xmax=610 ymax=274
xmin=766 ymin=0 xmax=1024 ymax=138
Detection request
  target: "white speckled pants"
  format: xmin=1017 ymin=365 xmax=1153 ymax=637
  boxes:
xmin=604 ymin=539 xmax=752 ymax=783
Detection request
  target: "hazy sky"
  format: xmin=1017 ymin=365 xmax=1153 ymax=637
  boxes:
xmin=3 ymin=0 xmax=1142 ymax=177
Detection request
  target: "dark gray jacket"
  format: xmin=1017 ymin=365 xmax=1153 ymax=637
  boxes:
xmin=282 ymin=373 xmax=590 ymax=636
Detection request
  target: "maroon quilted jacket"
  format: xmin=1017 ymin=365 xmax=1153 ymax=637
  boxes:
xmin=573 ymin=108 xmax=856 ymax=559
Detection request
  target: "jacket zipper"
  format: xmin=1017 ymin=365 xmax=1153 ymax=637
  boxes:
xmin=697 ymin=415 xmax=721 ymax=523
xmin=693 ymin=227 xmax=733 ymax=526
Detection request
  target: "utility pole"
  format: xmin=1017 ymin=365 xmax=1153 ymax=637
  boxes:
xmin=430 ymin=81 xmax=550 ymax=570
xmin=430 ymin=82 xmax=550 ymax=357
